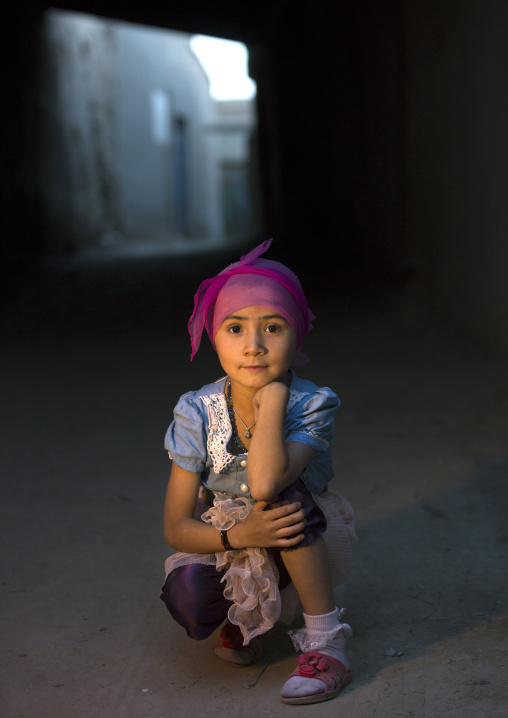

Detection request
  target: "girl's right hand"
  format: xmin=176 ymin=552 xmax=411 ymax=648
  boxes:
xmin=230 ymin=500 xmax=306 ymax=549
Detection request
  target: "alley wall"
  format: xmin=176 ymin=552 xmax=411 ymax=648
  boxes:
xmin=406 ymin=0 xmax=508 ymax=352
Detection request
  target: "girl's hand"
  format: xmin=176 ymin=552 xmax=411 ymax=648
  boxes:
xmin=230 ymin=499 xmax=306 ymax=549
xmin=252 ymin=381 xmax=289 ymax=422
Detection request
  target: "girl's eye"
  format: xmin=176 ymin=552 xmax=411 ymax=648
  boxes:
xmin=227 ymin=324 xmax=242 ymax=334
xmin=265 ymin=324 xmax=281 ymax=333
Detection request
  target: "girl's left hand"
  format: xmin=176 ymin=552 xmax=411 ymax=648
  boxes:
xmin=229 ymin=498 xmax=306 ymax=549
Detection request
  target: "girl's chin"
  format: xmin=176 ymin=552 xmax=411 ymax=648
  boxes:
xmin=229 ymin=370 xmax=289 ymax=388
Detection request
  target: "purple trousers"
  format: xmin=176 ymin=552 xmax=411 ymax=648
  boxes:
xmin=160 ymin=479 xmax=326 ymax=640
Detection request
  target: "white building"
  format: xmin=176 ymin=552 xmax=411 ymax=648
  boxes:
xmin=41 ymin=10 xmax=258 ymax=254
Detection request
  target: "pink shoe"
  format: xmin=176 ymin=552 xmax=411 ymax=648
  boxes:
xmin=281 ymin=651 xmax=352 ymax=705
xmin=213 ymin=621 xmax=262 ymax=666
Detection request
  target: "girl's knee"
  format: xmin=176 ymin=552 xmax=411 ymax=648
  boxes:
xmin=272 ymin=478 xmax=327 ymax=551
xmin=160 ymin=564 xmax=231 ymax=640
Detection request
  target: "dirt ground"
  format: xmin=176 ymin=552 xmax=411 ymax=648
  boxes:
xmin=1 ymin=248 xmax=507 ymax=717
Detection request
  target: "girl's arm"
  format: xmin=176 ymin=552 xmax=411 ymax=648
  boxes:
xmin=164 ymin=462 xmax=308 ymax=553
xmin=247 ymin=382 xmax=316 ymax=502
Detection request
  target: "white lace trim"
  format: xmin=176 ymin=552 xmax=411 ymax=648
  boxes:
xmin=288 ymin=608 xmax=353 ymax=652
xmin=288 ymin=623 xmax=353 ymax=652
xmin=201 ymin=392 xmax=237 ymax=474
xmin=199 ymin=388 xmax=309 ymax=475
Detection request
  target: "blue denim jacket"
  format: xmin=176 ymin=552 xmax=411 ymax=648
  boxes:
xmin=164 ymin=373 xmax=339 ymax=498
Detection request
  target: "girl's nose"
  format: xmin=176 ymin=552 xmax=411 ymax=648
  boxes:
xmin=244 ymin=329 xmax=266 ymax=354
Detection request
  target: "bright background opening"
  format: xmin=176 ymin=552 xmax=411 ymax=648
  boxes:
xmin=190 ymin=35 xmax=257 ymax=101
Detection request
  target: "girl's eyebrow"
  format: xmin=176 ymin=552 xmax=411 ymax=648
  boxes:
xmin=225 ymin=313 xmax=284 ymax=321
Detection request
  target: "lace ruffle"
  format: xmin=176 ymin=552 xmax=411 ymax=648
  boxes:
xmin=200 ymin=494 xmax=281 ymax=645
xmin=201 ymin=493 xmax=251 ymax=530
xmin=288 ymin=608 xmax=353 ymax=652
xmin=200 ymin=389 xmax=310 ymax=474
xmin=201 ymin=393 xmax=237 ymax=474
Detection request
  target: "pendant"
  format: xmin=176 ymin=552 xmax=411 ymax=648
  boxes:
xmin=245 ymin=431 xmax=252 ymax=439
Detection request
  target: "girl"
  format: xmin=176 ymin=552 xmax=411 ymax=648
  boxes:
xmin=160 ymin=239 xmax=357 ymax=705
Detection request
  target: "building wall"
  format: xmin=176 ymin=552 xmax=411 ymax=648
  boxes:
xmin=41 ymin=11 xmax=119 ymax=250
xmin=114 ymin=21 xmax=222 ymax=241
xmin=249 ymin=1 xmax=407 ymax=277
xmin=406 ymin=0 xmax=508 ymax=351
xmin=206 ymin=100 xmax=259 ymax=240
xmin=39 ymin=11 xmax=258 ymax=252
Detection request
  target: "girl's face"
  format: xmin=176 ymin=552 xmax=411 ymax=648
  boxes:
xmin=214 ymin=305 xmax=297 ymax=393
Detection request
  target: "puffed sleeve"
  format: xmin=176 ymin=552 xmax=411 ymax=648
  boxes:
xmin=285 ymin=387 xmax=340 ymax=453
xmin=164 ymin=392 xmax=207 ymax=473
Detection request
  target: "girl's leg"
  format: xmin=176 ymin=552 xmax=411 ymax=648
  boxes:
xmin=280 ymin=535 xmax=334 ymax=615
xmin=160 ymin=563 xmax=231 ymax=640
xmin=160 ymin=563 xmax=263 ymax=665
xmin=280 ymin=535 xmax=350 ymax=665
xmin=279 ymin=540 xmax=352 ymax=703
xmin=161 ymin=497 xmax=234 ymax=640
xmin=275 ymin=487 xmax=352 ymax=704
xmin=272 ymin=479 xmax=335 ymax=615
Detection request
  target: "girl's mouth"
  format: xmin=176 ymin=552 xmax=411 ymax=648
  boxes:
xmin=242 ymin=365 xmax=266 ymax=370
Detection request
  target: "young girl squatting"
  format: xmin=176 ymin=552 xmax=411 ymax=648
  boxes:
xmin=161 ymin=240 xmax=357 ymax=705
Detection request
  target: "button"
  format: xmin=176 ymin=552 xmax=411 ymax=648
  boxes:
xmin=240 ymin=459 xmax=247 ymax=467
xmin=240 ymin=483 xmax=249 ymax=493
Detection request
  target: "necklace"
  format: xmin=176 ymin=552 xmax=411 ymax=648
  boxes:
xmin=226 ymin=379 xmax=256 ymax=446
xmin=234 ymin=410 xmax=256 ymax=439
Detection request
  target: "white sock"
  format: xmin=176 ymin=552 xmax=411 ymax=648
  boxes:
xmin=303 ymin=607 xmax=350 ymax=668
xmin=281 ymin=607 xmax=350 ymax=700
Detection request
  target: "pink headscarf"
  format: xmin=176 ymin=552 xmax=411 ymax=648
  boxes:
xmin=188 ymin=239 xmax=315 ymax=365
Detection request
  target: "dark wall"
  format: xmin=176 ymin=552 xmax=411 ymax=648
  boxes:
xmin=250 ymin=2 xmax=405 ymax=280
xmin=2 ymin=1 xmax=406 ymax=297
xmin=406 ymin=0 xmax=508 ymax=353
xmin=2 ymin=8 xmax=46 ymax=294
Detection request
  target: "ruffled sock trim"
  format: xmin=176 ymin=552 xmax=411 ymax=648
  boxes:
xmin=288 ymin=608 xmax=352 ymax=652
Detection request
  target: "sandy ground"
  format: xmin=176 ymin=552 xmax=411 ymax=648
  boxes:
xmin=1 ymin=248 xmax=507 ymax=717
